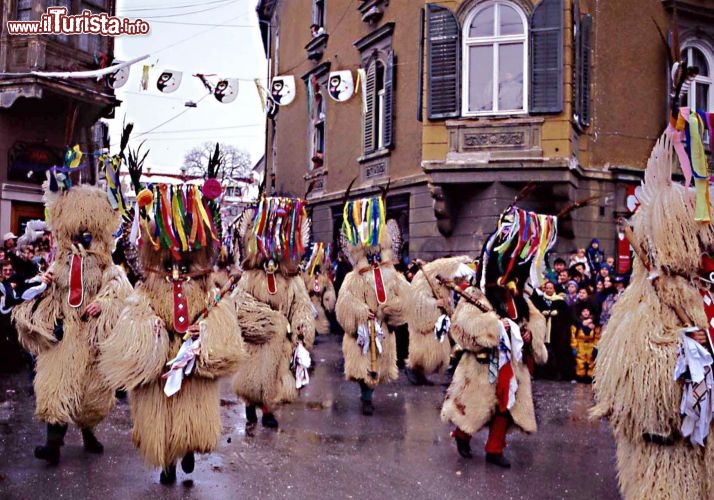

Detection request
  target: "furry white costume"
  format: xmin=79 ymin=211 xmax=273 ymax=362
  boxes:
xmin=592 ymin=134 xmax=714 ymax=499
xmin=13 ymin=183 xmax=133 ymax=465
xmin=100 ymin=181 xmax=244 ymax=484
xmin=335 ymin=194 xmax=411 ymax=415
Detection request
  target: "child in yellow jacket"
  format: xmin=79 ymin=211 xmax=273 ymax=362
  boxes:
xmin=570 ymin=306 xmax=601 ymax=381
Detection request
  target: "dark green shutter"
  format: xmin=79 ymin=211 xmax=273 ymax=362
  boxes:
xmin=364 ymin=60 xmax=377 ymax=154
xmin=426 ymin=4 xmax=460 ymax=119
xmin=383 ymin=50 xmax=395 ymax=149
xmin=529 ymin=0 xmax=564 ymax=113
xmin=578 ymin=14 xmax=592 ymax=127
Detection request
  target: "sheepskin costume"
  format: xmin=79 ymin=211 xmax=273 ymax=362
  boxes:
xmin=440 ymin=198 xmax=552 ymax=464
xmin=335 ymin=194 xmax=411 ymax=414
xmin=301 ymin=242 xmax=336 ymax=336
xmin=406 ymin=256 xmax=474 ymax=379
xmin=592 ymin=134 xmax=714 ymax=499
xmin=441 ymin=287 xmax=546 ymax=434
xmin=13 ymin=183 xmax=133 ymax=465
xmin=230 ymin=197 xmax=315 ymax=427
xmin=100 ymin=182 xmax=244 ymax=483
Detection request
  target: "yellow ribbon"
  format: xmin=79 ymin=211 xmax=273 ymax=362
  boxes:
xmin=172 ymin=189 xmax=188 ymax=251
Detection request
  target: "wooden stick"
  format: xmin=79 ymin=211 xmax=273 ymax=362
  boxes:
xmin=368 ymin=319 xmax=378 ymax=380
xmin=182 ymin=273 xmax=240 ymax=340
xmin=415 ymin=260 xmax=451 ymax=315
xmin=435 ymin=274 xmax=491 ymax=314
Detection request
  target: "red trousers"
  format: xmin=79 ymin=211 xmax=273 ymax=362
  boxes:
xmin=485 ymin=413 xmax=509 ymax=454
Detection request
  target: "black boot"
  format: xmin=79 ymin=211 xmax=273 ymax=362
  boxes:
xmin=159 ymin=464 xmax=177 ymax=485
xmin=454 ymin=435 xmax=472 ymax=458
xmin=81 ymin=428 xmax=104 ymax=454
xmin=404 ymin=366 xmax=423 ymax=386
xmin=34 ymin=423 xmax=67 ymax=465
xmin=261 ymin=412 xmax=279 ymax=428
xmin=180 ymin=452 xmax=195 ymax=473
xmin=360 ymin=399 xmax=374 ymax=416
xmin=245 ymin=404 xmax=258 ymax=425
xmin=486 ymin=452 xmax=511 ymax=468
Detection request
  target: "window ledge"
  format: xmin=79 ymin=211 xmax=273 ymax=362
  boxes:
xmin=305 ymin=33 xmax=329 ymax=61
xmin=359 ymin=0 xmax=388 ymax=24
xmin=358 ymin=148 xmax=391 ymax=164
xmin=304 ymin=167 xmax=327 ymax=180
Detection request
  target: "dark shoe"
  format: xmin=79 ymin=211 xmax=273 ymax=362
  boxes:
xmin=261 ymin=413 xmax=279 ymax=428
xmin=159 ymin=464 xmax=177 ymax=485
xmin=34 ymin=445 xmax=60 ymax=465
xmin=245 ymin=405 xmax=258 ymax=425
xmin=404 ymin=367 xmax=423 ymax=386
xmin=180 ymin=452 xmax=195 ymax=473
xmin=454 ymin=437 xmax=472 ymax=459
xmin=486 ymin=452 xmax=511 ymax=468
xmin=81 ymin=428 xmax=104 ymax=454
xmin=422 ymin=377 xmax=435 ymax=386
xmin=361 ymin=399 xmax=374 ymax=416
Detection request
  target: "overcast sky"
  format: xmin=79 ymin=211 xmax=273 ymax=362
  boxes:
xmin=107 ymin=0 xmax=267 ymax=174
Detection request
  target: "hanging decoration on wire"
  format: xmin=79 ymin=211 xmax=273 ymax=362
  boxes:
xmin=107 ymin=60 xmax=130 ymax=89
xmin=327 ymin=70 xmax=354 ymax=102
xmin=140 ymin=64 xmax=151 ymax=91
xmin=194 ymin=73 xmax=216 ymax=93
xmin=214 ymin=78 xmax=239 ymax=103
xmin=270 ymin=75 xmax=296 ymax=105
xmin=156 ymin=70 xmax=182 ymax=93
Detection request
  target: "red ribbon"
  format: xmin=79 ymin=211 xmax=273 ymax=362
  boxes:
xmin=68 ymin=254 xmax=83 ymax=308
xmin=373 ymin=267 xmax=386 ymax=304
xmin=173 ymin=280 xmax=189 ymax=334
xmin=267 ymin=272 xmax=277 ymax=295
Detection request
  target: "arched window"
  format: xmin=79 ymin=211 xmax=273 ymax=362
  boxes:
xmin=462 ymin=1 xmax=528 ymax=116
xmin=682 ymin=43 xmax=713 ymax=143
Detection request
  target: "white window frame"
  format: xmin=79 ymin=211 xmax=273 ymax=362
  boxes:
xmin=682 ymin=42 xmax=714 ymax=144
xmin=377 ymin=86 xmax=386 ymax=149
xmin=462 ymin=0 xmax=529 ymax=117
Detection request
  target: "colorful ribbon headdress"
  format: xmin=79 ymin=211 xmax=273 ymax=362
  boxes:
xmin=303 ymin=242 xmax=332 ymax=275
xmin=341 ymin=195 xmax=386 ymax=248
xmin=250 ymin=196 xmax=310 ymax=263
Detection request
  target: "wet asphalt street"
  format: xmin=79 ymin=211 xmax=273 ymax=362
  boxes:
xmin=0 ymin=334 xmax=619 ymax=500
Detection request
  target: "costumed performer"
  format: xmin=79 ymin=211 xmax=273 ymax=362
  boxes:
xmin=335 ymin=188 xmax=411 ymax=416
xmin=231 ymin=195 xmax=315 ymax=429
xmin=404 ymin=256 xmax=476 ymax=386
xmin=13 ymin=161 xmax=133 ymax=466
xmin=442 ymin=201 xmax=554 ymax=468
xmin=301 ymin=242 xmax=337 ymax=336
xmin=100 ymin=178 xmax=245 ymax=485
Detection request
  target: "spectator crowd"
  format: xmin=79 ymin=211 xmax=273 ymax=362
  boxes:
xmin=534 ymin=238 xmax=629 ymax=383
xmin=0 ymin=230 xmax=52 ymax=373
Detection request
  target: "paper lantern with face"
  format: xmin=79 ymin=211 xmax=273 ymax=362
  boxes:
xmin=214 ymin=78 xmax=239 ymax=103
xmin=270 ymin=75 xmax=296 ymax=106
xmin=156 ymin=70 xmax=182 ymax=93
xmin=327 ymin=70 xmax=354 ymax=102
xmin=107 ymin=62 xmax=129 ymax=89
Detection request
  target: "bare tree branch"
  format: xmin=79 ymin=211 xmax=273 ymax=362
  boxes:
xmin=183 ymin=142 xmax=252 ymax=181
